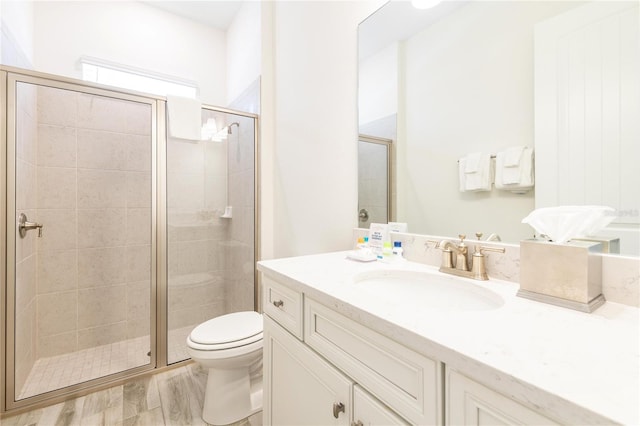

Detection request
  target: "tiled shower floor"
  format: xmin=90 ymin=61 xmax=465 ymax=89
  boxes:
xmin=19 ymin=325 xmax=195 ymax=399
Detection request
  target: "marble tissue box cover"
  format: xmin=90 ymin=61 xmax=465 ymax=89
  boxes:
xmin=353 ymin=228 xmax=639 ymax=308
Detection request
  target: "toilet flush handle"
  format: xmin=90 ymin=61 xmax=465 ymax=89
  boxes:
xmin=272 ymin=300 xmax=284 ymax=308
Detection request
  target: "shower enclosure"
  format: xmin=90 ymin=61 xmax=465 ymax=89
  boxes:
xmin=358 ymin=135 xmax=392 ymax=227
xmin=1 ymin=66 xmax=258 ymax=414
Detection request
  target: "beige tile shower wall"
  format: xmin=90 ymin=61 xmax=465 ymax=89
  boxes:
xmin=35 ymin=86 xmax=152 ymax=359
xmin=167 ymin=134 xmax=228 ymax=339
xmin=15 ymin=82 xmax=38 ymax=394
xmin=225 ymin=116 xmax=255 ymax=312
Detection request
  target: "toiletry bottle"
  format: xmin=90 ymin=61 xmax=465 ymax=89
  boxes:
xmin=381 ymin=241 xmax=393 ymax=262
xmin=392 ymin=241 xmax=405 ymax=261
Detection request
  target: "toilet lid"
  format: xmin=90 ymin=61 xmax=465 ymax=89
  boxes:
xmin=189 ymin=311 xmax=263 ymax=345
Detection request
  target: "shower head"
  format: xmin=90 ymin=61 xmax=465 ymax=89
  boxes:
xmin=227 ymin=122 xmax=240 ymax=135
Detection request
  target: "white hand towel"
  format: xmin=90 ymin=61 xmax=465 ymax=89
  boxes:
xmin=495 ymin=148 xmax=534 ymax=193
xmin=464 ymin=152 xmax=482 ymax=173
xmin=459 ymin=153 xmax=493 ymax=192
xmin=167 ymin=95 xmax=202 ymax=140
xmin=500 ymin=146 xmax=526 ymax=184
xmin=503 ymin=146 xmax=525 ymax=167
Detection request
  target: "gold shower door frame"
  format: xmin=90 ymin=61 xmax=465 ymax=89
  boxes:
xmin=1 ymin=65 xmax=260 ymax=416
xmin=1 ymin=67 xmax=161 ymax=413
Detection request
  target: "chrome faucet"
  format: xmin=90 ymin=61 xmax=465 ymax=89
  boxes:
xmin=437 ymin=233 xmax=505 ymax=280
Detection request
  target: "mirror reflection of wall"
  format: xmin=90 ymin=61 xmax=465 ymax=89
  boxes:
xmin=358 ymin=0 xmax=640 ymax=255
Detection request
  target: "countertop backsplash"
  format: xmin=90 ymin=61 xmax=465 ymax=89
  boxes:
xmin=354 ymin=228 xmax=640 ymax=308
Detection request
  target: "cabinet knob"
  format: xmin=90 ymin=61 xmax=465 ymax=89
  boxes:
xmin=332 ymin=402 xmax=345 ymax=418
xmin=272 ymin=300 xmax=284 ymax=308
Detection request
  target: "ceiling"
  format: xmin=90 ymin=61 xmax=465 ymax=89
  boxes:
xmin=359 ymin=0 xmax=469 ymax=61
xmin=142 ymin=1 xmax=244 ymax=30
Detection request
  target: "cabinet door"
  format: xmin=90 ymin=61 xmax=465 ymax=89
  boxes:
xmin=305 ymin=298 xmax=442 ymax=425
xmin=447 ymin=369 xmax=560 ymax=425
xmin=263 ymin=315 xmax=352 ymax=426
xmin=353 ymin=385 xmax=410 ymax=426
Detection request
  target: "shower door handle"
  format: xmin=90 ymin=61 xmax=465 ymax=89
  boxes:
xmin=358 ymin=208 xmax=369 ymax=222
xmin=18 ymin=213 xmax=43 ymax=238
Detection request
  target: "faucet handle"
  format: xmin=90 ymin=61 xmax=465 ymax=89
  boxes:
xmin=480 ymin=246 xmax=506 ymax=254
xmin=425 ymin=239 xmax=439 ymax=248
xmin=475 ymin=232 xmax=483 ymax=240
xmin=458 ymin=234 xmax=466 ymax=242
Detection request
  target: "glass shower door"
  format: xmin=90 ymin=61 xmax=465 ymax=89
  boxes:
xmin=166 ymin=108 xmax=256 ymax=364
xmin=9 ymin=76 xmax=156 ymax=403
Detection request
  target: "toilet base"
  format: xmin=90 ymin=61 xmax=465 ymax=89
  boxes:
xmin=202 ymin=367 xmax=263 ymax=425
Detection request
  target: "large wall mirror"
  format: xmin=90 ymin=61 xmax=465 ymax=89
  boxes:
xmin=358 ymin=0 xmax=639 ymax=256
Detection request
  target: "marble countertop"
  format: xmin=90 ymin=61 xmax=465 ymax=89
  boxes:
xmin=258 ymin=251 xmax=640 ymax=425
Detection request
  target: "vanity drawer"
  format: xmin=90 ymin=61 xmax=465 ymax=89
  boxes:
xmin=263 ymin=276 xmax=303 ymax=339
xmin=304 ymin=298 xmax=442 ymax=425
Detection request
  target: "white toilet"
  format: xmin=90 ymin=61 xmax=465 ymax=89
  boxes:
xmin=187 ymin=311 xmax=263 ymax=425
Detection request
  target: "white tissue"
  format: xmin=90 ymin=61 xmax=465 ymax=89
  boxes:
xmin=521 ymin=206 xmax=615 ymax=244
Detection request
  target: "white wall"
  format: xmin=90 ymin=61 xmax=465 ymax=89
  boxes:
xmin=32 ymin=1 xmax=227 ymax=105
xmin=398 ymin=1 xmax=579 ymax=242
xmin=260 ymin=0 xmax=383 ymax=259
xmin=227 ymin=1 xmax=261 ymax=105
xmin=359 ymin=42 xmax=398 ymax=126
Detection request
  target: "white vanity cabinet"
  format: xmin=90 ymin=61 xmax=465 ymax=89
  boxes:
xmin=263 ymin=276 xmax=303 ymax=339
xmin=353 ymin=385 xmax=411 ymax=426
xmin=259 ymin=252 xmax=637 ymax=425
xmin=264 ymin=314 xmax=410 ymax=426
xmin=304 ymin=298 xmax=442 ymax=425
xmin=446 ymin=369 xmax=560 ymax=425
xmin=262 ymin=275 xmax=440 ymax=425
xmin=263 ymin=315 xmax=352 ymax=425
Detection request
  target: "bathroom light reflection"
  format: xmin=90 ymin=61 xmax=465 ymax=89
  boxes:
xmin=411 ymin=0 xmax=443 ymax=10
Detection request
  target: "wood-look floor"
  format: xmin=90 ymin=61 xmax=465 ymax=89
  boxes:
xmin=2 ymin=364 xmax=262 ymax=426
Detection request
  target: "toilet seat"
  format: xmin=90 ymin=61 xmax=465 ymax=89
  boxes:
xmin=187 ymin=333 xmax=263 ymax=352
xmin=188 ymin=311 xmax=263 ymax=351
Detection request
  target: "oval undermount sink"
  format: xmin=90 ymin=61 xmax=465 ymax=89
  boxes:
xmin=350 ymin=269 xmax=504 ymax=311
